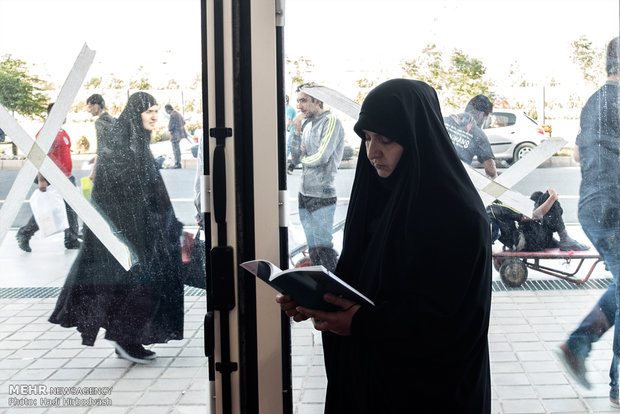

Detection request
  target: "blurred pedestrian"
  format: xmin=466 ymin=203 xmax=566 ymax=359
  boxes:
xmin=556 ymin=37 xmax=620 ymax=408
xmin=16 ymin=103 xmax=80 ymax=252
xmin=85 ymin=93 xmax=116 ymax=181
xmin=288 ymin=84 xmax=345 ymax=271
xmin=444 ymin=94 xmax=498 ymax=178
xmin=165 ymin=104 xmax=185 ymax=168
xmin=49 ymin=92 xmax=185 ymax=363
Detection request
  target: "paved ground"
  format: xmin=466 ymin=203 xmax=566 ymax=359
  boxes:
xmin=0 ymin=226 xmax=617 ymax=413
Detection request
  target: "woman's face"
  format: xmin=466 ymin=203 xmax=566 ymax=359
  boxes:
xmin=363 ymin=130 xmax=404 ymax=178
xmin=141 ymin=105 xmax=159 ymax=131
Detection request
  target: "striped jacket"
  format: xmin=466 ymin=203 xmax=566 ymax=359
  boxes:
xmin=292 ymin=110 xmax=344 ymax=198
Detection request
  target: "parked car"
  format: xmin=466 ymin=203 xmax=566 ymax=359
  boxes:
xmin=481 ymin=109 xmax=547 ymax=164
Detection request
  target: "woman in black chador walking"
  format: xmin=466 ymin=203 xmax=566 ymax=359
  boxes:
xmin=278 ymin=79 xmax=492 ymax=413
xmin=50 ymin=92 xmax=184 ymax=363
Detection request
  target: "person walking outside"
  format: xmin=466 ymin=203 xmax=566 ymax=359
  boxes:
xmin=555 ymin=37 xmax=620 ymax=408
xmin=288 ymin=83 xmax=345 ymax=272
xmin=85 ymin=94 xmax=116 ymax=181
xmin=16 ymin=103 xmax=80 ymax=252
xmin=165 ymin=104 xmax=186 ymax=168
xmin=444 ymin=94 xmax=498 ymax=179
xmin=49 ymin=92 xmax=185 ymax=363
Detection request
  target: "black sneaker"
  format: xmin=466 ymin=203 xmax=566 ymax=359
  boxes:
xmin=114 ymin=346 xmax=156 ymax=360
xmin=16 ymin=232 xmax=32 ymax=252
xmin=114 ymin=342 xmax=156 ymax=364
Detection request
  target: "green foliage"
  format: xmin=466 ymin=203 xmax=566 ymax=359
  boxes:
xmin=287 ymin=56 xmax=314 ymax=91
xmin=129 ymin=66 xmax=152 ymax=91
xmin=189 ymin=74 xmax=202 ymax=90
xmin=185 ymin=120 xmax=202 ymax=135
xmin=129 ymin=78 xmax=152 ymax=90
xmin=571 ymin=35 xmax=604 ymax=85
xmin=85 ymin=77 xmax=102 ymax=89
xmin=183 ymin=99 xmax=200 ymax=113
xmin=0 ymin=55 xmax=49 ymax=118
xmin=355 ymin=78 xmax=375 ymax=88
xmin=166 ymin=79 xmax=180 ymax=90
xmin=151 ymin=126 xmax=169 ymax=143
xmin=107 ymin=77 xmax=125 ymax=89
xmin=401 ymin=44 xmax=492 ymax=110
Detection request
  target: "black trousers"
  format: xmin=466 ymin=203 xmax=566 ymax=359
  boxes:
xmin=171 ymin=140 xmax=181 ymax=167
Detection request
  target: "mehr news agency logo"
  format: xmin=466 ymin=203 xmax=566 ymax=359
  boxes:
xmin=8 ymin=384 xmax=113 ymax=407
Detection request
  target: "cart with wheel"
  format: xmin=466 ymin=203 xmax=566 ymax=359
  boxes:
xmin=493 ymin=247 xmax=602 ymax=288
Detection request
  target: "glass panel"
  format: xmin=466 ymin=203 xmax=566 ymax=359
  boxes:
xmin=0 ymin=0 xmax=206 ymax=411
xmin=286 ymin=0 xmax=619 ymax=413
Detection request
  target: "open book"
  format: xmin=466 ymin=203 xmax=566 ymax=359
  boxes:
xmin=240 ymin=260 xmax=374 ymax=311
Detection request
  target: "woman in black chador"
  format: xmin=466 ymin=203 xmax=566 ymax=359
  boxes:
xmin=50 ymin=92 xmax=184 ymax=363
xmin=278 ymin=79 xmax=492 ymax=413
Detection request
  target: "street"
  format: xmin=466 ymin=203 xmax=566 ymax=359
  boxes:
xmin=0 ymin=164 xmax=583 ymax=230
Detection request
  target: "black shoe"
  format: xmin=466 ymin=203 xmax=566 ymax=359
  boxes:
xmin=64 ymin=239 xmax=81 ymax=250
xmin=114 ymin=346 xmax=156 ymax=360
xmin=114 ymin=342 xmax=155 ymax=364
xmin=16 ymin=231 xmax=32 ymax=252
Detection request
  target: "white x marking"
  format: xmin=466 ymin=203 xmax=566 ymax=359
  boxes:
xmin=0 ymin=44 xmax=133 ymax=270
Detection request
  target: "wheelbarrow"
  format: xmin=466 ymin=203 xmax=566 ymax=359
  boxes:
xmin=493 ymin=247 xmax=602 ymax=288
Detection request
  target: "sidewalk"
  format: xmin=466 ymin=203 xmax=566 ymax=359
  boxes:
xmin=0 ymin=229 xmax=617 ymax=413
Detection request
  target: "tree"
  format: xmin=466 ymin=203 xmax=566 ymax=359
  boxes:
xmin=189 ymin=74 xmax=201 ymax=90
xmin=286 ymin=55 xmax=314 ymax=92
xmin=402 ymin=44 xmax=491 ymax=110
xmin=507 ymin=61 xmax=528 ymax=87
xmin=571 ymin=35 xmax=604 ymax=85
xmin=106 ymin=76 xmax=125 ymax=90
xmin=165 ymin=78 xmax=180 ymax=90
xmin=85 ymin=76 xmax=102 ymax=89
xmin=0 ymin=55 xmax=49 ymax=118
xmin=129 ymin=66 xmax=152 ymax=90
xmin=402 ymin=44 xmax=447 ymax=91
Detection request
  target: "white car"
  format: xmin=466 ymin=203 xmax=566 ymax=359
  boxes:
xmin=481 ymin=109 xmax=547 ymax=163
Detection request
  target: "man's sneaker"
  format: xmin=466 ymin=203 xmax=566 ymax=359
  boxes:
xmin=16 ymin=232 xmax=32 ymax=252
xmin=559 ymin=238 xmax=589 ymax=251
xmin=554 ymin=343 xmax=591 ymax=389
xmin=114 ymin=342 xmax=156 ymax=364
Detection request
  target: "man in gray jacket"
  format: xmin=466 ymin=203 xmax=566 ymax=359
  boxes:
xmin=289 ymin=84 xmax=345 ymax=272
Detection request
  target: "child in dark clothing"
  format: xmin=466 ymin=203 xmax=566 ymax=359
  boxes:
xmin=487 ymin=188 xmax=589 ymax=251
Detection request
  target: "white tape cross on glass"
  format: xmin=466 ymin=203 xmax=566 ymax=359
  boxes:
xmin=0 ymin=44 xmax=133 ymax=270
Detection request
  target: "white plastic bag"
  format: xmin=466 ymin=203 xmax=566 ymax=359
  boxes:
xmin=29 ymin=186 xmax=69 ymax=237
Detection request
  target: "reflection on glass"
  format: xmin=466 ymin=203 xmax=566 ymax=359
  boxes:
xmin=288 ymin=85 xmax=345 ymax=272
xmin=16 ymin=103 xmax=80 ymax=253
xmin=49 ymin=92 xmax=185 ymax=364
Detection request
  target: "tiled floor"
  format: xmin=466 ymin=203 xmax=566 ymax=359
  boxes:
xmin=1 ymin=229 xmax=619 ymax=413
xmin=291 ymin=289 xmax=620 ymax=414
